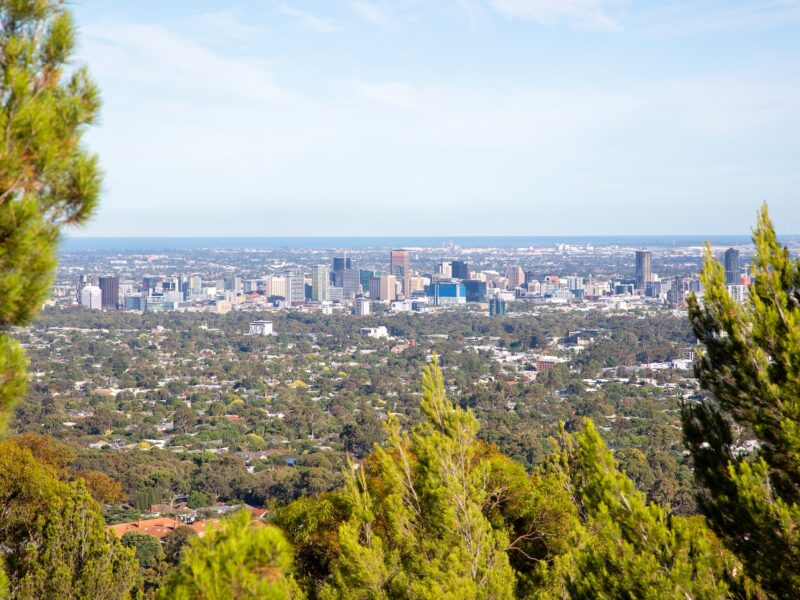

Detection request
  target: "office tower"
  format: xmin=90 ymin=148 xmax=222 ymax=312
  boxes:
xmin=267 ymin=276 xmax=286 ymax=298
xmin=635 ymin=250 xmax=652 ymax=291
xmin=332 ymin=257 xmax=352 ymax=272
xmin=438 ymin=261 xmax=452 ymax=278
xmin=370 ymin=275 xmax=396 ymax=301
xmin=506 ymin=265 xmax=524 ymax=290
xmin=724 ymin=248 xmax=740 ymax=285
xmin=353 ymin=297 xmax=370 ymax=316
xmin=189 ymin=275 xmax=202 ymax=295
xmin=668 ymin=275 xmax=688 ymax=306
xmin=223 ymin=276 xmax=242 ymax=292
xmin=142 ymin=276 xmax=163 ymax=293
xmin=342 ymin=269 xmax=361 ymax=299
xmin=464 ymin=280 xmax=487 ymax=303
xmin=408 ymin=276 xmax=427 ymax=294
xmin=390 ymin=249 xmax=410 ymax=297
xmin=80 ymin=285 xmax=102 ymax=309
xmin=76 ymin=274 xmax=97 ymax=301
xmin=565 ymin=276 xmax=584 ymax=291
xmin=285 ymin=272 xmax=305 ymax=305
xmin=359 ymin=270 xmax=374 ymax=294
xmin=428 ymin=282 xmax=466 ymax=306
xmin=451 ymin=260 xmax=469 ymax=280
xmin=489 ymin=297 xmax=506 ymax=316
xmin=312 ymin=265 xmax=330 ymax=301
xmin=98 ymin=276 xmax=119 ymax=309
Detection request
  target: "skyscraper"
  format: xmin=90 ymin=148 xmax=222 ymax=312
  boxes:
xmin=724 ymin=248 xmax=740 ymax=285
xmin=285 ymin=271 xmax=305 ymax=305
xmin=506 ymin=265 xmax=524 ymax=290
xmin=390 ymin=249 xmax=410 ymax=297
xmin=370 ymin=275 xmax=396 ymax=301
xmin=80 ymin=285 xmax=102 ymax=309
xmin=312 ymin=265 xmax=330 ymax=301
xmin=332 ymin=257 xmax=352 ymax=272
xmin=98 ymin=276 xmax=120 ymax=309
xmin=451 ymin=260 xmax=469 ymax=280
xmin=635 ymin=250 xmax=652 ymax=291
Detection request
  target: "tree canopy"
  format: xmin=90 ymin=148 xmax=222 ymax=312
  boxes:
xmin=684 ymin=204 xmax=800 ymax=597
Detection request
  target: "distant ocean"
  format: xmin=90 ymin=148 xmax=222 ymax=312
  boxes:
xmin=58 ymin=235 xmax=797 ymax=252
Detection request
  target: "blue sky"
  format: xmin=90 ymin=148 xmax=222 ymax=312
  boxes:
xmin=69 ymin=1 xmax=800 ymax=236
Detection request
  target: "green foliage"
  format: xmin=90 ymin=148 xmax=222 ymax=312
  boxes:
xmin=162 ymin=526 xmax=198 ymax=566
xmin=0 ymin=0 xmax=100 ymax=428
xmin=158 ymin=510 xmax=303 ymax=599
xmin=321 ymin=355 xmax=516 ymax=599
xmin=121 ymin=531 xmax=165 ymax=569
xmin=684 ymin=204 xmax=800 ymax=597
xmin=0 ymin=440 xmax=139 ymax=599
xmin=549 ymin=420 xmax=731 ymax=599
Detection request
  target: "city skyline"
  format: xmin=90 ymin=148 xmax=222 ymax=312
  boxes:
xmin=70 ymin=1 xmax=800 ymax=237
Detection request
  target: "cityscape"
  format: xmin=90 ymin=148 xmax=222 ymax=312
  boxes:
xmin=2 ymin=0 xmax=800 ymax=598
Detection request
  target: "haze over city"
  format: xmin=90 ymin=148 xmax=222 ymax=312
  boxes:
xmin=70 ymin=0 xmax=800 ymax=237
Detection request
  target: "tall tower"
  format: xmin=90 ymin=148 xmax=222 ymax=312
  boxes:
xmin=312 ymin=265 xmax=330 ymax=301
xmin=98 ymin=276 xmax=120 ymax=309
xmin=390 ymin=249 xmax=410 ymax=297
xmin=635 ymin=250 xmax=652 ymax=291
xmin=506 ymin=265 xmax=524 ymax=290
xmin=724 ymin=248 xmax=740 ymax=285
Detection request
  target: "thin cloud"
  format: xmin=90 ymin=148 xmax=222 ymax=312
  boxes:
xmin=278 ymin=5 xmax=339 ymax=33
xmin=82 ymin=21 xmax=294 ymax=105
xmin=190 ymin=9 xmax=261 ymax=40
xmin=350 ymin=1 xmax=393 ymax=28
xmin=488 ymin=0 xmax=625 ymax=31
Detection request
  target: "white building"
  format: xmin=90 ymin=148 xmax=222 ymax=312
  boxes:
xmin=80 ymin=285 xmax=102 ymax=309
xmin=353 ymin=297 xmax=370 ymax=316
xmin=361 ymin=326 xmax=389 ymax=339
xmin=249 ymin=320 xmax=274 ymax=336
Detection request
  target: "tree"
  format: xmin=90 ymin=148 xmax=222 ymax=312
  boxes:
xmin=162 ymin=526 xmax=198 ymax=566
xmin=549 ymin=420 xmax=732 ymax=599
xmin=323 ymin=356 xmax=515 ymax=599
xmin=121 ymin=531 xmax=165 ymax=569
xmin=0 ymin=0 xmax=100 ymax=430
xmin=157 ymin=510 xmax=303 ymax=599
xmin=0 ymin=440 xmax=139 ymax=599
xmin=684 ymin=204 xmax=800 ymax=597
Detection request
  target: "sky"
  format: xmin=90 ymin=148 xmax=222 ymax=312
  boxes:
xmin=68 ymin=0 xmax=800 ymax=236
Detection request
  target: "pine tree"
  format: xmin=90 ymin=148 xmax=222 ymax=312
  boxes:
xmin=0 ymin=0 xmax=100 ymax=430
xmin=321 ymin=356 xmax=516 ymax=599
xmin=548 ymin=420 xmax=732 ymax=599
xmin=157 ymin=510 xmax=303 ymax=600
xmin=684 ymin=204 xmax=800 ymax=596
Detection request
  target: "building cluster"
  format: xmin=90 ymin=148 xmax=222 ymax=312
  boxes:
xmin=73 ymin=246 xmax=752 ymax=317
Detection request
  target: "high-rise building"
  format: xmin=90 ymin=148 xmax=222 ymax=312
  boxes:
xmin=353 ymin=297 xmax=370 ymax=316
xmin=285 ymin=272 xmax=305 ymax=305
xmin=489 ymin=297 xmax=506 ymax=316
xmin=370 ymin=275 xmax=396 ymax=301
xmin=312 ymin=265 xmax=330 ymax=301
xmin=724 ymin=248 xmax=740 ymax=285
xmin=342 ymin=269 xmax=361 ymax=299
xmin=98 ymin=276 xmax=120 ymax=309
xmin=451 ymin=260 xmax=469 ymax=280
xmin=437 ymin=261 xmax=452 ymax=278
xmin=80 ymin=285 xmax=102 ymax=310
xmin=506 ymin=265 xmax=524 ymax=290
xmin=635 ymin=250 xmax=652 ymax=291
xmin=464 ymin=280 xmax=487 ymax=303
xmin=390 ymin=249 xmax=410 ymax=297
xmin=332 ymin=257 xmax=352 ymax=272
xmin=359 ymin=270 xmax=374 ymax=294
